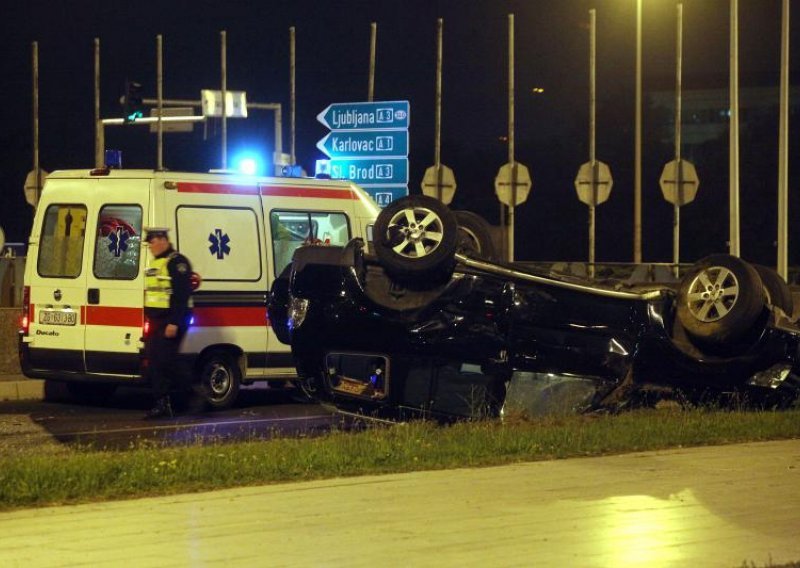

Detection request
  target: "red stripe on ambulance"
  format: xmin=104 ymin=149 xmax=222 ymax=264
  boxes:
xmin=85 ymin=306 xmax=144 ymax=327
xmin=192 ymin=306 xmax=267 ymax=327
xmin=176 ymin=182 xmax=259 ymax=195
xmin=175 ymin=181 xmax=356 ymax=200
xmin=260 ymin=186 xmax=356 ymax=200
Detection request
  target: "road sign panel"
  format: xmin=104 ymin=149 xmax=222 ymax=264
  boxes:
xmin=494 ymin=162 xmax=532 ymax=207
xmin=323 ymin=158 xmax=408 ymax=185
xmin=660 ymin=159 xmax=699 ymax=206
xmin=317 ymin=101 xmax=410 ymax=131
xmin=201 ymin=90 xmax=248 ymax=118
xmin=316 ymin=131 xmax=408 ymax=159
xmin=421 ymin=164 xmax=457 ymax=205
xmin=359 ymin=185 xmax=409 ymax=208
xmin=574 ymin=161 xmax=613 ymax=206
xmin=149 ymin=107 xmax=195 ymax=133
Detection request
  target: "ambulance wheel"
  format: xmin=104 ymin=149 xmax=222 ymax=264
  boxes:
xmin=374 ymin=195 xmax=458 ymax=288
xmin=199 ymin=352 xmax=241 ymax=409
xmin=66 ymin=382 xmax=118 ymax=406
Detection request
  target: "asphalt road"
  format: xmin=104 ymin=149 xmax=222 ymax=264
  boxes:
xmin=0 ymin=385 xmax=345 ymax=450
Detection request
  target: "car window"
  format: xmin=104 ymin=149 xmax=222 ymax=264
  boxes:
xmin=93 ymin=205 xmax=143 ymax=280
xmin=270 ymin=210 xmax=350 ymax=277
xmin=37 ymin=204 xmax=88 ymax=278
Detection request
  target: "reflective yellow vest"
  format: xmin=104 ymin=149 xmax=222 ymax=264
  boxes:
xmin=144 ymin=254 xmax=174 ymax=309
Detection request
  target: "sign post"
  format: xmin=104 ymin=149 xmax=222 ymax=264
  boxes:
xmin=574 ymin=10 xmax=614 ymax=278
xmin=316 ymin=100 xmax=410 ymax=207
xmin=421 ymin=19 xmax=458 ymax=206
xmin=493 ymin=14 xmax=532 ymax=262
xmin=659 ymin=4 xmax=700 ymax=276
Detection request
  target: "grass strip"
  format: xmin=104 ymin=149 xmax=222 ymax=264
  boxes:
xmin=1 ymin=408 xmax=798 ymax=511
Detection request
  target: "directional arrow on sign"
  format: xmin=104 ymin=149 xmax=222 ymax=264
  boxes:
xmin=316 ymin=131 xmax=408 ymax=159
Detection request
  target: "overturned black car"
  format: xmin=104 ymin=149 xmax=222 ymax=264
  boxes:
xmin=268 ymin=195 xmax=800 ymax=420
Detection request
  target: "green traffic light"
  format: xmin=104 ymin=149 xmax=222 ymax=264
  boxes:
xmin=126 ymin=111 xmax=144 ymax=121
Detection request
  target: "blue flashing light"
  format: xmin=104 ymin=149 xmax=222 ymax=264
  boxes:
xmin=231 ymin=150 xmax=265 ymax=176
xmin=105 ymin=149 xmax=123 ymax=169
xmin=239 ymin=158 xmax=257 ymax=176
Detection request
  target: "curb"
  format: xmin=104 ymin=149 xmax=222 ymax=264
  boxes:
xmin=0 ymin=377 xmax=44 ymax=401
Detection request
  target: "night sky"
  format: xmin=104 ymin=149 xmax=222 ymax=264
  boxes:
xmin=1 ymin=0 xmax=797 ymax=265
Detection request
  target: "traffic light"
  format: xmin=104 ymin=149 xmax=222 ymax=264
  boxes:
xmin=122 ymin=79 xmax=144 ymax=123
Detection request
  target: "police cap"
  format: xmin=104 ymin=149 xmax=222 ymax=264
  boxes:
xmin=143 ymin=227 xmax=170 ymax=242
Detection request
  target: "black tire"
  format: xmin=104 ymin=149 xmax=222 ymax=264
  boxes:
xmin=198 ymin=352 xmax=241 ymax=409
xmin=454 ymin=210 xmax=498 ymax=261
xmin=66 ymin=382 xmax=118 ymax=406
xmin=676 ymin=254 xmax=764 ymax=346
xmin=753 ymin=264 xmax=794 ymax=316
xmin=373 ymin=195 xmax=458 ymax=287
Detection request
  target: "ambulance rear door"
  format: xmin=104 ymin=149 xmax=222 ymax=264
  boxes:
xmin=83 ymin=178 xmax=150 ymax=376
xmin=25 ymin=180 xmax=92 ymax=374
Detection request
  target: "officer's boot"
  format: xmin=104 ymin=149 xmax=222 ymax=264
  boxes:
xmin=145 ymin=396 xmax=173 ymax=419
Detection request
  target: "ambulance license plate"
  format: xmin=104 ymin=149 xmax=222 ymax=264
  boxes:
xmin=39 ymin=310 xmax=77 ymax=326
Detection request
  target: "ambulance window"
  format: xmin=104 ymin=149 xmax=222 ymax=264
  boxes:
xmin=270 ymin=211 xmax=351 ymax=276
xmin=37 ymin=204 xmax=88 ymax=278
xmin=93 ymin=205 xmax=143 ymax=280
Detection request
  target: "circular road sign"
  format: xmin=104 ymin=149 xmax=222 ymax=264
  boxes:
xmin=494 ymin=162 xmax=532 ymax=207
xmin=421 ymin=164 xmax=457 ymax=205
xmin=660 ymin=159 xmax=699 ymax=206
xmin=24 ymin=168 xmax=49 ymax=208
xmin=574 ymin=161 xmax=613 ymax=206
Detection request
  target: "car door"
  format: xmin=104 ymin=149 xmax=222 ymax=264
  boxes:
xmin=83 ymin=179 xmax=150 ymax=376
xmin=27 ymin=191 xmax=91 ymax=374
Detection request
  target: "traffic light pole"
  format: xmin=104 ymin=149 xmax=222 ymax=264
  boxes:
xmin=220 ymin=30 xmax=227 ymax=170
xmin=94 ymin=38 xmax=103 ymax=169
xmin=156 ymin=34 xmax=164 ymax=171
xmin=32 ymin=42 xmax=40 ymax=210
xmin=290 ymin=27 xmax=296 ymax=165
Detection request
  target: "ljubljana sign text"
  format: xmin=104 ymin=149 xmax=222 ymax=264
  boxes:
xmin=316 ymin=101 xmax=409 ymax=131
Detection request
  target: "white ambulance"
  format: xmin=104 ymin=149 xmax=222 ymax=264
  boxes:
xmin=19 ymin=167 xmax=380 ymax=407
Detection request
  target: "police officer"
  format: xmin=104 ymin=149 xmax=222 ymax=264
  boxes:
xmin=143 ymin=227 xmax=194 ymax=418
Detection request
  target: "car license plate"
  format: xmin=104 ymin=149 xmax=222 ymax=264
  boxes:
xmin=39 ymin=310 xmax=78 ymax=326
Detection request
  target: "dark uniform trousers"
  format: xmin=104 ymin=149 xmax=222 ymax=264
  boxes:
xmin=144 ymin=314 xmax=190 ymax=399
